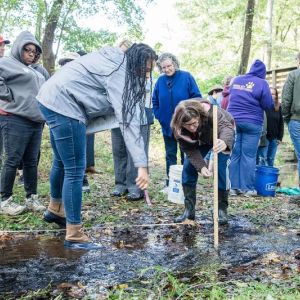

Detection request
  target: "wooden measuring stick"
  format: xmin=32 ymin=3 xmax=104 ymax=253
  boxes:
xmin=213 ymin=105 xmax=219 ymax=249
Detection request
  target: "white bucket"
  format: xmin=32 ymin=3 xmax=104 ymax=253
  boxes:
xmin=168 ymin=165 xmax=185 ymax=204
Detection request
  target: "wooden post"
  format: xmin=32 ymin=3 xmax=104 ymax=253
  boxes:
xmin=213 ymin=105 xmax=219 ymax=249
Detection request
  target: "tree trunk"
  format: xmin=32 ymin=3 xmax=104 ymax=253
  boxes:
xmin=238 ymin=0 xmax=255 ymax=75
xmin=265 ymin=0 xmax=274 ymax=70
xmin=42 ymin=0 xmax=64 ymax=74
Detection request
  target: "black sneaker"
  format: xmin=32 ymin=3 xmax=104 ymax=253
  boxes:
xmin=126 ymin=192 xmax=144 ymax=201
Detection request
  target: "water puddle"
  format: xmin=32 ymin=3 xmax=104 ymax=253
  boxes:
xmin=0 ymin=216 xmax=299 ymax=296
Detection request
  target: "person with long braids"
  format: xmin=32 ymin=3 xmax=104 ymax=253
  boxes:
xmin=37 ymin=43 xmax=157 ymax=250
xmin=171 ymin=99 xmax=234 ymax=225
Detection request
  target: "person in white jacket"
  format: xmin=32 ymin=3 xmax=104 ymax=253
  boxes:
xmin=37 ymin=43 xmax=157 ymax=250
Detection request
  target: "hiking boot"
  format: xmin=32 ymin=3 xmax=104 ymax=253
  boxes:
xmin=174 ymin=185 xmax=196 ymax=223
xmin=64 ymin=224 xmax=102 ymax=250
xmin=44 ymin=199 xmax=66 ymax=228
xmin=25 ymin=194 xmax=46 ymax=212
xmin=82 ymin=175 xmax=90 ymax=193
xmin=0 ymin=196 xmax=26 ymax=216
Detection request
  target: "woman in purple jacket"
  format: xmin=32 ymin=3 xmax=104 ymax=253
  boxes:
xmin=228 ymin=60 xmax=274 ymax=197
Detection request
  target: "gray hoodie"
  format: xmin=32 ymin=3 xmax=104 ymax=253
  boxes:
xmin=37 ymin=46 xmax=147 ymax=167
xmin=0 ymin=31 xmax=45 ymax=123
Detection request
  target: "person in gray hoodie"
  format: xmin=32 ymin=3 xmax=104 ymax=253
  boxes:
xmin=37 ymin=43 xmax=157 ymax=250
xmin=0 ymin=31 xmax=46 ymax=216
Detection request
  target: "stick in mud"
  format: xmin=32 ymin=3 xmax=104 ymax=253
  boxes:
xmin=213 ymin=105 xmax=219 ymax=249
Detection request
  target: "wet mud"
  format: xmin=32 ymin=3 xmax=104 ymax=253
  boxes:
xmin=0 ymin=216 xmax=299 ymax=297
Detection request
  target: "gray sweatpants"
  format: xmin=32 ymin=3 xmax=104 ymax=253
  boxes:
xmin=111 ymin=125 xmax=150 ymax=194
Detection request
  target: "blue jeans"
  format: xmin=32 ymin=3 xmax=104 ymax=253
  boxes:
xmin=39 ymin=104 xmax=86 ymax=224
xmin=288 ymin=120 xmax=300 ymax=183
xmin=230 ymin=122 xmax=262 ymax=191
xmin=163 ymin=134 xmax=184 ymax=184
xmin=257 ymin=139 xmax=278 ymax=167
xmin=182 ymin=145 xmax=230 ymax=190
xmin=0 ymin=115 xmax=43 ymax=200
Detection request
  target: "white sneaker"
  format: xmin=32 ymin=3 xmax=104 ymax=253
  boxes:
xmin=25 ymin=194 xmax=46 ymax=211
xmin=0 ymin=196 xmax=26 ymax=216
xmin=244 ymin=190 xmax=257 ymax=198
xmin=230 ymin=189 xmax=244 ymax=196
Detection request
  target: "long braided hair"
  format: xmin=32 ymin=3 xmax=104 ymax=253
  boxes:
xmin=122 ymin=43 xmax=157 ymax=128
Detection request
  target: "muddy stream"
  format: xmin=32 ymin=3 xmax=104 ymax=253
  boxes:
xmin=0 ymin=216 xmax=299 ymax=297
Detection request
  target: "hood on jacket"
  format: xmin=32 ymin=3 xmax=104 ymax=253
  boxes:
xmin=247 ymin=59 xmax=266 ymax=79
xmin=10 ymin=31 xmax=42 ymax=64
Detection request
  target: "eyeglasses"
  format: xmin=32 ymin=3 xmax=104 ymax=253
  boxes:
xmin=23 ymin=47 xmax=37 ymax=55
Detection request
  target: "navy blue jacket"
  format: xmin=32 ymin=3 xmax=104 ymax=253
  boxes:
xmin=152 ymin=70 xmax=201 ymax=136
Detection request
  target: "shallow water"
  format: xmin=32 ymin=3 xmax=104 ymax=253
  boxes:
xmin=0 ymin=216 xmax=299 ymax=297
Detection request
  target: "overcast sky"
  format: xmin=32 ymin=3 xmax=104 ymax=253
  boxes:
xmin=78 ymin=0 xmax=187 ymax=53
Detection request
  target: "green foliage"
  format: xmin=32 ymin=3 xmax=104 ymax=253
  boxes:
xmin=176 ymin=0 xmax=300 ymax=87
xmin=63 ymin=26 xmax=117 ymax=52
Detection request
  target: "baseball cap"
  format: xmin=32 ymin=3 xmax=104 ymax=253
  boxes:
xmin=0 ymin=35 xmax=10 ymax=44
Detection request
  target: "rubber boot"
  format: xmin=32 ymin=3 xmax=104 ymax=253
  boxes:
xmin=174 ymin=185 xmax=196 ymax=223
xmin=218 ymin=189 xmax=229 ymax=225
xmin=64 ymin=224 xmax=102 ymax=250
xmin=43 ymin=199 xmax=66 ymax=228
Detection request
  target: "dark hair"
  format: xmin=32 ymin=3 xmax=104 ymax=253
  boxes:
xmin=171 ymin=99 xmax=208 ymax=137
xmin=122 ymin=43 xmax=157 ymax=128
xmin=270 ymin=87 xmax=280 ymax=111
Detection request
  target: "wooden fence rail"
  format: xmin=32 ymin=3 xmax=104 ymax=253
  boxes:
xmin=266 ymin=66 xmax=297 ymax=99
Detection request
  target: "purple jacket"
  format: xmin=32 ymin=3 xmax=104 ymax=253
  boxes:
xmin=228 ymin=60 xmax=274 ymax=125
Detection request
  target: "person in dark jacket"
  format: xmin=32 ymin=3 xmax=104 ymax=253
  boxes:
xmin=257 ymin=88 xmax=284 ymax=166
xmin=171 ymin=99 xmax=234 ymax=225
xmin=0 ymin=35 xmax=10 ymax=176
xmin=228 ymin=59 xmax=274 ymax=197
xmin=282 ymin=52 xmax=300 ymax=185
xmin=152 ymin=53 xmax=202 ymax=192
xmin=0 ymin=31 xmax=46 ymax=216
xmin=37 ymin=43 xmax=157 ymax=250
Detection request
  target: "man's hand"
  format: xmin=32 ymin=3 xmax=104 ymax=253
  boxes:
xmin=201 ymin=166 xmax=212 ymax=178
xmin=213 ymin=139 xmax=227 ymax=153
xmin=136 ymin=167 xmax=149 ymax=190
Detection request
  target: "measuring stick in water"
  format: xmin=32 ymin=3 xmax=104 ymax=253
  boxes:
xmin=213 ymin=105 xmax=219 ymax=249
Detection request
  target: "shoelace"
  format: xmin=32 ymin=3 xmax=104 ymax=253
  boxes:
xmin=8 ymin=202 xmax=22 ymax=209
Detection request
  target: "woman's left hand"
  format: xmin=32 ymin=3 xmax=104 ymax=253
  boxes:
xmin=213 ymin=139 xmax=227 ymax=153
